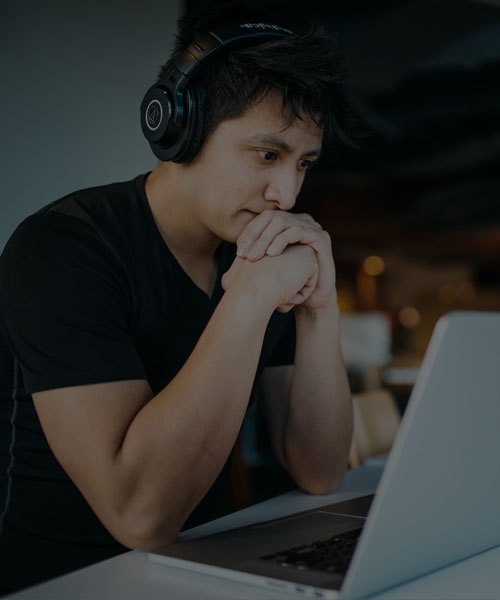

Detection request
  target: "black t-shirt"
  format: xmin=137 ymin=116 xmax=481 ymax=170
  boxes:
xmin=0 ymin=173 xmax=295 ymax=594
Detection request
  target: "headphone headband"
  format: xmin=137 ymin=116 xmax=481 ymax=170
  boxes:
xmin=175 ymin=23 xmax=294 ymax=75
xmin=140 ymin=22 xmax=294 ymax=163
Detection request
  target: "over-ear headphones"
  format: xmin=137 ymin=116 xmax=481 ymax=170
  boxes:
xmin=140 ymin=23 xmax=294 ymax=163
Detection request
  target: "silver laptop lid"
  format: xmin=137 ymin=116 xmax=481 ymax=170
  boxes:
xmin=343 ymin=311 xmax=500 ymax=598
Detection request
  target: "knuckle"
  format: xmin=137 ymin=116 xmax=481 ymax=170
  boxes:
xmin=292 ymin=225 xmax=307 ymax=237
xmin=274 ymin=214 xmax=287 ymax=228
xmin=257 ymin=231 xmax=274 ymax=245
xmin=298 ymin=213 xmax=322 ymax=230
xmin=271 ymin=231 xmax=286 ymax=245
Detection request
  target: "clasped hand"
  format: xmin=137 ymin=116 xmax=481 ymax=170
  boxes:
xmin=223 ymin=210 xmax=337 ymax=313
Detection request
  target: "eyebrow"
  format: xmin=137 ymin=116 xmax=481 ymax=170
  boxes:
xmin=247 ymin=134 xmax=322 ymax=158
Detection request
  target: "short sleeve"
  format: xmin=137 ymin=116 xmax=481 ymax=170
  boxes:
xmin=0 ymin=212 xmax=146 ymax=393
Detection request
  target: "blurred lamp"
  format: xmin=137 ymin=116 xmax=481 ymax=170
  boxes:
xmin=363 ymin=255 xmax=386 ymax=277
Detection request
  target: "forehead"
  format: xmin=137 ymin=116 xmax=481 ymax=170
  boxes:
xmin=214 ymin=95 xmax=323 ymax=151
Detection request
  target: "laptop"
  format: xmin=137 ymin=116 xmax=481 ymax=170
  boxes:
xmin=149 ymin=311 xmax=500 ymax=599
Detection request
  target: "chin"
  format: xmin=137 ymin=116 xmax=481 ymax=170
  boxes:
xmin=216 ymin=211 xmax=255 ymax=245
xmin=225 ymin=232 xmax=240 ymax=245
xmin=215 ymin=227 xmax=238 ymax=245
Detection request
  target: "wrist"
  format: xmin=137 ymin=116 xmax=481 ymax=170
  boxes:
xmin=294 ymin=295 xmax=340 ymax=322
xmin=223 ymin=282 xmax=276 ymax=322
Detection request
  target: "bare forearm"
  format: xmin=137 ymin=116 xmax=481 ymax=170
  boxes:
xmin=284 ymin=300 xmax=352 ymax=494
xmin=235 ymin=210 xmax=351 ymax=493
xmin=111 ymin=289 xmax=273 ymax=548
xmin=32 ymin=248 xmax=317 ymax=551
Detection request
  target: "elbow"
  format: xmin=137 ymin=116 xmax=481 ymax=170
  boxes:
xmin=106 ymin=506 xmax=183 ymax=551
xmin=302 ymin=483 xmax=336 ymax=496
xmin=121 ymin=526 xmax=178 ymax=552
xmin=292 ymin=461 xmax=349 ymax=497
xmin=96 ymin=468 xmax=202 ymax=550
xmin=284 ymin=443 xmax=350 ymax=496
xmin=299 ymin=470 xmax=347 ymax=496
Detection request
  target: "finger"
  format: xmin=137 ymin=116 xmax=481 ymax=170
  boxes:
xmin=221 ymin=257 xmax=245 ymax=291
xmin=290 ymin=277 xmax=317 ymax=304
xmin=236 ymin=210 xmax=276 ymax=258
xmin=284 ymin=264 xmax=319 ymax=306
xmin=285 ymin=286 xmax=314 ymax=307
xmin=296 ymin=213 xmax=322 ymax=228
xmin=245 ymin=217 xmax=292 ymax=261
xmin=312 ymin=230 xmax=337 ymax=295
xmin=241 ymin=213 xmax=309 ymax=261
xmin=237 ymin=211 xmax=321 ymax=260
xmin=221 ymin=269 xmax=232 ymax=291
xmin=246 ymin=220 xmax=324 ymax=262
xmin=277 ymin=303 xmax=295 ymax=313
xmin=265 ymin=226 xmax=323 ymax=257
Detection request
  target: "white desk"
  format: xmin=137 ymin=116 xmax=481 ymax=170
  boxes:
xmin=7 ymin=465 xmax=500 ymax=600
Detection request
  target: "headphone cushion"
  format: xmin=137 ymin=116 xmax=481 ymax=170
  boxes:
xmin=176 ymin=85 xmax=204 ymax=163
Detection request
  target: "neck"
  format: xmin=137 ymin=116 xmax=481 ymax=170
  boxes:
xmin=145 ymin=162 xmax=220 ymax=262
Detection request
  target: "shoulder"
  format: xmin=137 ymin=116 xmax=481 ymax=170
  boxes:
xmin=0 ymin=176 xmax=147 ymax=315
xmin=1 ymin=174 xmax=151 ymax=280
xmin=0 ymin=210 xmax=112 ymax=291
xmin=35 ymin=173 xmax=151 ymax=241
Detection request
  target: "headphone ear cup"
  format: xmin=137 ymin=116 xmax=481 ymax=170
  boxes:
xmin=141 ymin=81 xmax=196 ymax=162
xmin=140 ymin=85 xmax=173 ymax=145
xmin=174 ymin=86 xmax=204 ymax=164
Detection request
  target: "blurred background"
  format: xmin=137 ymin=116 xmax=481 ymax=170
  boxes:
xmin=2 ymin=0 xmax=500 ymax=507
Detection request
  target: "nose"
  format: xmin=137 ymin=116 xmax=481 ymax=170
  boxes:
xmin=263 ymin=170 xmax=301 ymax=211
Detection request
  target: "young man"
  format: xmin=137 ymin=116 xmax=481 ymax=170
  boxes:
xmin=0 ymin=8 xmax=354 ymax=595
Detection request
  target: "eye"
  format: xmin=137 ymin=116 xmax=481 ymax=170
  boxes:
xmin=256 ymin=150 xmax=278 ymax=162
xmin=299 ymin=158 xmax=318 ymax=172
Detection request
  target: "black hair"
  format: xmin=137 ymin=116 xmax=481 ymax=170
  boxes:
xmin=158 ymin=2 xmax=359 ymax=162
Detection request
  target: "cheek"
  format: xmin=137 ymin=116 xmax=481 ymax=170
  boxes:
xmin=218 ymin=181 xmax=261 ymax=215
xmin=212 ymin=156 xmax=261 ymax=195
xmin=195 ymin=155 xmax=264 ymax=220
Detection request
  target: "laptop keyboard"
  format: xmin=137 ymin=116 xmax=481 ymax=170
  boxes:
xmin=260 ymin=528 xmax=363 ymax=574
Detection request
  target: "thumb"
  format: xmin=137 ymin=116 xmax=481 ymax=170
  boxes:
xmin=221 ymin=256 xmax=243 ymax=291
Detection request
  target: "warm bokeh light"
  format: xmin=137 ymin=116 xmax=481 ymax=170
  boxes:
xmin=438 ymin=283 xmax=459 ymax=304
xmin=458 ymin=281 xmax=476 ymax=302
xmin=363 ymin=255 xmax=386 ymax=277
xmin=398 ymin=306 xmax=421 ymax=328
